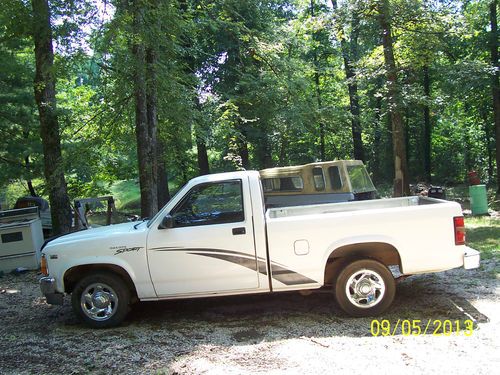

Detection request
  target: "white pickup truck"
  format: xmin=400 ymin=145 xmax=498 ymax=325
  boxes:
xmin=40 ymin=171 xmax=480 ymax=328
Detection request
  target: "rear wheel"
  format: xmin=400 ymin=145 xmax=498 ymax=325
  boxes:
xmin=71 ymin=272 xmax=130 ymax=328
xmin=334 ymin=259 xmax=395 ymax=317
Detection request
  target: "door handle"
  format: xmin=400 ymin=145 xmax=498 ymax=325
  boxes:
xmin=232 ymin=227 xmax=246 ymax=235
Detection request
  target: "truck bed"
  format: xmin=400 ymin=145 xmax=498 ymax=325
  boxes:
xmin=265 ymin=195 xmax=465 ymax=280
xmin=268 ymin=196 xmax=443 ymax=219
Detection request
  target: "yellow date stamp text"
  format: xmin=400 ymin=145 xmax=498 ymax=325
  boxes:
xmin=370 ymin=319 xmax=475 ymax=337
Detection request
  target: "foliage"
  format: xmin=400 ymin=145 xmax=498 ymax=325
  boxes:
xmin=0 ymin=0 xmax=499 ymax=205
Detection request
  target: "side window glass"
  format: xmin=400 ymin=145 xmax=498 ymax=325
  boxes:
xmin=171 ymin=180 xmax=244 ymax=227
xmin=328 ymin=166 xmax=342 ymax=190
xmin=312 ymin=167 xmax=325 ymax=191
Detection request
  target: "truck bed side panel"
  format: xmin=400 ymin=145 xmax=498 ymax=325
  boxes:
xmin=265 ymin=198 xmax=465 ymax=290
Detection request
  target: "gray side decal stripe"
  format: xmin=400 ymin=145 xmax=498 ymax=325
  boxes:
xmin=153 ymin=247 xmax=256 ymax=258
xmin=153 ymin=247 xmax=267 ymax=275
xmin=152 ymin=247 xmax=316 ymax=285
xmin=270 ymin=264 xmax=317 ymax=285
xmin=189 ymin=252 xmax=261 ymax=273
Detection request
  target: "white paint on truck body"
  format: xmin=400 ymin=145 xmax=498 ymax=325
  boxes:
xmin=41 ymin=171 xmax=478 ymax=302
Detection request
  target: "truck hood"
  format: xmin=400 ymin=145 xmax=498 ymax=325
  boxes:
xmin=45 ymin=221 xmax=143 ymax=249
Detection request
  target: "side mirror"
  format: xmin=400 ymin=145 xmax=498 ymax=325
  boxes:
xmin=158 ymin=214 xmax=174 ymax=229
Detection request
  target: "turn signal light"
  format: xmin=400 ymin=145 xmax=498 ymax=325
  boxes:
xmin=454 ymin=216 xmax=466 ymax=245
xmin=41 ymin=254 xmax=48 ymax=276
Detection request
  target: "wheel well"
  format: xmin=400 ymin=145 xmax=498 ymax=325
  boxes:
xmin=324 ymin=242 xmax=402 ymax=285
xmin=64 ymin=264 xmax=138 ymax=300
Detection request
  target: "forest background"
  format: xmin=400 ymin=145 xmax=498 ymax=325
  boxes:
xmin=1 ymin=0 xmax=499 ymax=234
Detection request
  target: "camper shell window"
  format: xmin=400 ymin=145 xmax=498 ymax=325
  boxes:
xmin=312 ymin=167 xmax=325 ymax=191
xmin=347 ymin=165 xmax=376 ymax=193
xmin=328 ymin=166 xmax=343 ymax=191
xmin=262 ymin=177 xmax=304 ymax=192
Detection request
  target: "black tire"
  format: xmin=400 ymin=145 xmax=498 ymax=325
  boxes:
xmin=334 ymin=259 xmax=395 ymax=317
xmin=71 ymin=272 xmax=130 ymax=328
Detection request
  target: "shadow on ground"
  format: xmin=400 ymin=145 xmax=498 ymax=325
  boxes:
xmin=114 ymin=273 xmax=491 ymax=342
xmin=0 ymin=269 xmax=495 ymax=374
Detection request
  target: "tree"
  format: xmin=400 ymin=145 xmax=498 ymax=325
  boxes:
xmin=490 ymin=0 xmax=500 ymax=194
xmin=376 ymin=0 xmax=410 ymax=196
xmin=1 ymin=0 xmax=496 ymax=214
xmin=422 ymin=64 xmax=432 ymax=182
xmin=0 ymin=1 xmax=40 ymax=194
xmin=331 ymin=0 xmax=365 ymax=162
xmin=31 ymin=0 xmax=72 ymax=234
xmin=310 ymin=0 xmax=326 ymax=161
xmin=129 ymin=0 xmax=158 ymax=218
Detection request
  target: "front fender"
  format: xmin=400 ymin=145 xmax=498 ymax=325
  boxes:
xmin=57 ymin=256 xmax=137 ymax=292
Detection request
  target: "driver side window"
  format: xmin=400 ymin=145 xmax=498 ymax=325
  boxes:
xmin=171 ymin=180 xmax=244 ymax=227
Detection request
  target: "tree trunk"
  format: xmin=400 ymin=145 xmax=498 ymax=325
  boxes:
xmin=372 ymin=94 xmax=383 ymax=181
xmin=24 ymin=156 xmax=37 ymax=196
xmin=237 ymin=131 xmax=250 ymax=170
xmin=376 ymin=0 xmax=410 ymax=197
xmin=331 ymin=0 xmax=364 ymax=161
xmin=195 ymin=99 xmax=210 ymax=175
xmin=490 ymin=0 xmax=500 ymax=195
xmin=405 ymin=108 xmax=410 ymax=172
xmin=481 ymin=108 xmax=495 ymax=183
xmin=257 ymin=132 xmax=273 ymax=169
xmin=179 ymin=0 xmax=211 ymax=177
xmin=279 ymin=132 xmax=288 ymax=166
xmin=315 ymin=71 xmax=325 ymax=161
xmin=31 ymin=0 xmax=72 ymax=235
xmin=157 ymin=139 xmax=170 ymax=207
xmin=423 ymin=65 xmax=432 ymax=182
xmin=310 ymin=0 xmax=325 ymax=161
xmin=196 ymin=135 xmax=210 ymax=175
xmin=132 ymin=1 xmax=157 ymax=218
xmin=146 ymin=44 xmax=159 ymax=214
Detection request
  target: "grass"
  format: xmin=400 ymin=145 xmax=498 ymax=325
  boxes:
xmin=109 ymin=179 xmax=178 ymax=213
xmin=2 ymin=179 xmax=146 ymax=213
xmin=109 ymin=180 xmax=141 ymax=212
xmin=465 ymin=216 xmax=500 ymax=265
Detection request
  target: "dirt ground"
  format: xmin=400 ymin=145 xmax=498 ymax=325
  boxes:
xmin=0 ymin=258 xmax=499 ymax=375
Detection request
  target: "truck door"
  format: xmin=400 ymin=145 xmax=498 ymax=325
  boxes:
xmin=147 ymin=179 xmax=260 ymax=296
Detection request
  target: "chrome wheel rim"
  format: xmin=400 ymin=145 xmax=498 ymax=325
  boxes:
xmin=80 ymin=283 xmax=118 ymax=321
xmin=345 ymin=269 xmax=385 ymax=308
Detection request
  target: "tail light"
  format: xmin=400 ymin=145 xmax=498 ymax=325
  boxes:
xmin=454 ymin=216 xmax=465 ymax=245
xmin=41 ymin=254 xmax=48 ymax=276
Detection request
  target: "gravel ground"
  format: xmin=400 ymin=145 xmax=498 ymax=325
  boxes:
xmin=0 ymin=259 xmax=499 ymax=375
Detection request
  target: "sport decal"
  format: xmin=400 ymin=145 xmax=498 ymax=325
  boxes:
xmin=112 ymin=246 xmax=143 ymax=255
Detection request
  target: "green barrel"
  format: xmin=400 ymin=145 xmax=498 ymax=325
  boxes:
xmin=469 ymin=185 xmax=488 ymax=215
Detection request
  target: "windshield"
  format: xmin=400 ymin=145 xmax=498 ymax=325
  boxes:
xmin=146 ymin=184 xmax=187 ymax=228
xmin=347 ymin=165 xmax=376 ymax=193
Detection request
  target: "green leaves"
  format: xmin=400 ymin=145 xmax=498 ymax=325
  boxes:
xmin=1 ymin=0 xmax=499 ymax=205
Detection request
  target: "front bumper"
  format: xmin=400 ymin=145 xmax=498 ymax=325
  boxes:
xmin=463 ymin=247 xmax=480 ymax=270
xmin=40 ymin=277 xmax=64 ymax=305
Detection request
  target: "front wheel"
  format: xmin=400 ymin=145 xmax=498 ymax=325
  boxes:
xmin=71 ymin=272 xmax=130 ymax=328
xmin=334 ymin=259 xmax=395 ymax=317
